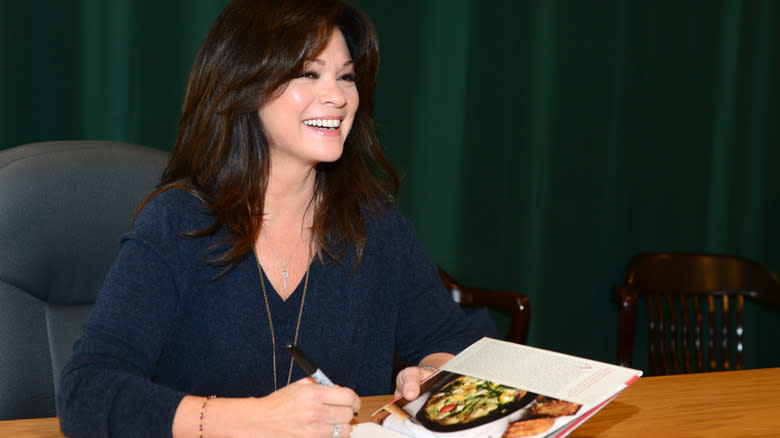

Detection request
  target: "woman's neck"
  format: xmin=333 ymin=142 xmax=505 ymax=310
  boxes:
xmin=263 ymin=164 xmax=317 ymax=230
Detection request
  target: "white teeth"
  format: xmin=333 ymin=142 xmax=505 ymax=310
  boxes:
xmin=304 ymin=119 xmax=340 ymax=129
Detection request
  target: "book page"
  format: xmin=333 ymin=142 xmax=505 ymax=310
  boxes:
xmin=352 ymin=422 xmax=408 ymax=438
xmin=441 ymin=338 xmax=641 ymax=406
xmin=373 ymin=337 xmax=641 ymax=438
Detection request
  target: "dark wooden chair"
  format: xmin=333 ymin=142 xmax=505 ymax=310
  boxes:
xmin=393 ymin=268 xmax=530 ymax=378
xmin=438 ymin=267 xmax=530 ymax=344
xmin=613 ymin=253 xmax=780 ymax=375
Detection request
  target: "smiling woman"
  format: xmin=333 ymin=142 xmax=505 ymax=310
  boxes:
xmin=55 ymin=1 xmax=482 ymax=438
xmin=259 ymin=28 xmax=359 ymax=178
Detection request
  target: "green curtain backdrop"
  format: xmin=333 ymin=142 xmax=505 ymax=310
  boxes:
xmin=2 ymin=0 xmax=778 ymax=371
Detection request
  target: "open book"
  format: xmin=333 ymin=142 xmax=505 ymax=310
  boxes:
xmin=363 ymin=337 xmax=641 ymax=438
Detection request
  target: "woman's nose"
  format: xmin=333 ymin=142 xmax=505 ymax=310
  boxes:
xmin=319 ymin=79 xmax=348 ymax=107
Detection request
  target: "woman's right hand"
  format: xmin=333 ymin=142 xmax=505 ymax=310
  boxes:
xmin=252 ymin=378 xmax=360 ymax=437
xmin=173 ymin=378 xmax=361 ymax=438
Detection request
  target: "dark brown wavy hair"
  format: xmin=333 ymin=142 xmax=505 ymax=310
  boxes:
xmin=142 ymin=0 xmax=399 ymax=271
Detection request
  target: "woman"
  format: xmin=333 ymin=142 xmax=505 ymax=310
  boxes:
xmin=58 ymin=0 xmax=480 ymax=437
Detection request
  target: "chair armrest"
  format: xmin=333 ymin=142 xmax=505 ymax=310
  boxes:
xmin=438 ymin=267 xmax=531 ymax=345
xmin=459 ymin=289 xmax=530 ymax=345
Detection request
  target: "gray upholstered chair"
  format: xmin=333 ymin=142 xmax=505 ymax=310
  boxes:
xmin=0 ymin=141 xmax=168 ymax=420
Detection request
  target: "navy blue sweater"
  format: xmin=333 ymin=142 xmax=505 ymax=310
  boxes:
xmin=58 ymin=189 xmax=479 ymax=438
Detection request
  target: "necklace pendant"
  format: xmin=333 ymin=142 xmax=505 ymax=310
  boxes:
xmin=281 ymin=270 xmax=289 ymax=290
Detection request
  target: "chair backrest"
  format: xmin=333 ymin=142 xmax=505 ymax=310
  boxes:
xmin=0 ymin=141 xmax=168 ymax=420
xmin=438 ymin=267 xmax=530 ymax=344
xmin=614 ymin=252 xmax=780 ymax=376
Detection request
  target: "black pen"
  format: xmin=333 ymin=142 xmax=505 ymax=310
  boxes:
xmin=286 ymin=344 xmax=335 ymax=386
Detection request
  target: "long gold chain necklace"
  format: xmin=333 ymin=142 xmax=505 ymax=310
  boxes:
xmin=254 ymin=248 xmax=310 ymax=391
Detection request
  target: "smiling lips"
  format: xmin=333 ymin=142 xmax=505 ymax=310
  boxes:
xmin=303 ymin=118 xmax=341 ymax=130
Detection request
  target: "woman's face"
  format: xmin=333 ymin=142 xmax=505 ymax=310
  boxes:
xmin=259 ymin=28 xmax=359 ymax=171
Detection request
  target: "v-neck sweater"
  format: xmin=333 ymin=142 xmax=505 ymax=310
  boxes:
xmin=58 ymin=189 xmax=480 ymax=438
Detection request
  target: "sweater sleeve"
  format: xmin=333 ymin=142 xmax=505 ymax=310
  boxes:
xmin=58 ymin=212 xmax=189 ymax=437
xmin=391 ymin=216 xmax=481 ymax=366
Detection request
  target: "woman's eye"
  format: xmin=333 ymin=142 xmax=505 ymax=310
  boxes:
xmin=340 ymin=73 xmax=357 ymax=82
xmin=296 ymin=71 xmax=318 ymax=79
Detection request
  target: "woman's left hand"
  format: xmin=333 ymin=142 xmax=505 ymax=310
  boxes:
xmin=394 ymin=352 xmax=454 ymax=400
xmin=394 ymin=366 xmax=438 ymax=401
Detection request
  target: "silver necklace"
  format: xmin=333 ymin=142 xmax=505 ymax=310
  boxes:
xmin=254 ymin=249 xmax=310 ymax=391
xmin=261 ymin=226 xmax=303 ymax=291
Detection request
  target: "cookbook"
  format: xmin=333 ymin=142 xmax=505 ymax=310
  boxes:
xmin=368 ymin=337 xmax=641 ymax=438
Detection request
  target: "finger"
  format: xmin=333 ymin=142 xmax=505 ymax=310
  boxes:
xmin=394 ymin=368 xmax=408 ymax=398
xmin=309 ymin=385 xmax=361 ymax=415
xmin=394 ymin=367 xmax=412 ymax=389
xmin=396 ymin=368 xmax=422 ymax=401
xmin=403 ymin=381 xmax=420 ymax=401
xmin=352 ymin=395 xmax=361 ymax=416
xmin=318 ymin=404 xmax=359 ymax=425
xmin=330 ymin=389 xmax=360 ymax=416
xmin=402 ymin=366 xmax=436 ymax=400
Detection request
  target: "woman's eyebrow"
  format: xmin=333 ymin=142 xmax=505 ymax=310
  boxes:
xmin=307 ymin=58 xmax=354 ymax=68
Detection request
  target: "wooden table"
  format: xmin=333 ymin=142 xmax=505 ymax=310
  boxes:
xmin=3 ymin=368 xmax=778 ymax=437
xmin=568 ymin=367 xmax=780 ymax=437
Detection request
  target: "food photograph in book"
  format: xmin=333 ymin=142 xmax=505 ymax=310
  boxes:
xmin=373 ymin=371 xmax=584 ymax=438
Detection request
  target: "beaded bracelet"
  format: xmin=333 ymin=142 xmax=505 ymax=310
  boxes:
xmin=199 ymin=395 xmax=216 ymax=438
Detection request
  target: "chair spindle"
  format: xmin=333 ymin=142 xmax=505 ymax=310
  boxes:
xmin=679 ymin=295 xmax=691 ymax=373
xmin=721 ymin=295 xmax=729 ymax=371
xmin=666 ymin=295 xmax=680 ymax=374
xmin=707 ymin=295 xmax=716 ymax=371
